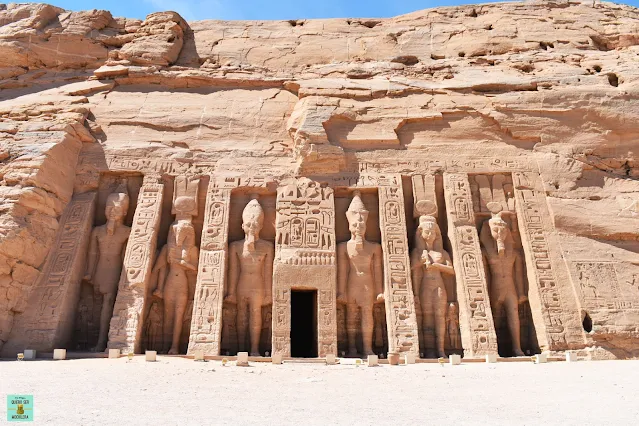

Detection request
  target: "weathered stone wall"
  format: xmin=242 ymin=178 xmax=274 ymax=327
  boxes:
xmin=1 ymin=1 xmax=638 ymax=358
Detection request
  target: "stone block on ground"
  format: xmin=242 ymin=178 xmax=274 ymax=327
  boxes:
xmin=367 ymin=355 xmax=379 ymax=366
xmin=145 ymin=351 xmax=157 ymax=362
xmin=53 ymin=349 xmax=66 ymax=360
xmin=325 ymin=354 xmax=336 ymax=365
xmin=24 ymin=350 xmax=36 ymax=360
xmin=450 ymin=354 xmax=462 ymax=365
xmin=108 ymin=349 xmax=120 ymax=359
xmin=272 ymin=354 xmax=283 ymax=364
xmin=236 ymin=352 xmax=249 ymax=367
xmin=486 ymin=354 xmax=497 ymax=363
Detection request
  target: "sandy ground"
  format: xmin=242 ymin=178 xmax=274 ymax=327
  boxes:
xmin=1 ymin=357 xmax=638 ymax=425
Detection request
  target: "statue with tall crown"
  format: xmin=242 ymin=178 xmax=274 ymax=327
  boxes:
xmin=480 ymin=202 xmax=527 ymax=356
xmin=337 ymin=191 xmax=384 ymax=357
xmin=410 ymin=201 xmax=455 ymax=358
xmin=152 ymin=176 xmax=200 ymax=354
xmin=225 ymin=196 xmax=274 ymax=356
xmin=85 ymin=179 xmax=131 ymax=352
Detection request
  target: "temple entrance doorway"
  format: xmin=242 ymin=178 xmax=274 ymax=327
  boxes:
xmin=290 ymin=290 xmax=318 ymax=358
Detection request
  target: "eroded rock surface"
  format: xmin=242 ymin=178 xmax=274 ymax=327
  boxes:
xmin=0 ymin=1 xmax=638 ymax=359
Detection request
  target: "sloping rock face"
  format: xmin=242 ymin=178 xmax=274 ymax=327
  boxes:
xmin=0 ymin=1 xmax=638 ymax=359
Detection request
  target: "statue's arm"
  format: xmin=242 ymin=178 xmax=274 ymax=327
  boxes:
xmin=85 ymin=229 xmax=98 ymax=281
xmin=434 ymin=251 xmax=455 ymax=276
xmin=515 ymin=252 xmax=527 ymax=303
xmin=264 ymin=244 xmax=274 ymax=304
xmin=410 ymin=248 xmax=423 ymax=301
xmin=152 ymin=245 xmax=168 ymax=297
xmin=226 ymin=244 xmax=239 ymax=303
xmin=336 ymin=244 xmax=348 ymax=303
xmin=482 ymin=251 xmax=491 ymax=294
xmin=373 ymin=244 xmax=384 ymax=299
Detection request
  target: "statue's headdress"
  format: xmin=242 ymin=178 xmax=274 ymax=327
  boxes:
xmin=106 ymin=179 xmax=130 ymax=213
xmin=243 ymin=195 xmax=264 ymax=225
xmin=346 ymin=190 xmax=368 ymax=223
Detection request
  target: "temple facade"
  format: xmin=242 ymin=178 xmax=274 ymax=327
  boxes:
xmin=0 ymin=2 xmax=638 ymax=360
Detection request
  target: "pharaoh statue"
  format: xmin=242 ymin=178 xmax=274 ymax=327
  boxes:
xmin=225 ymin=196 xmax=274 ymax=356
xmin=84 ymin=180 xmax=131 ymax=352
xmin=480 ymin=202 xmax=527 ymax=356
xmin=84 ymin=181 xmax=131 ymax=352
xmin=337 ymin=191 xmax=384 ymax=357
xmin=152 ymin=177 xmax=200 ymax=355
xmin=410 ymin=201 xmax=455 ymax=358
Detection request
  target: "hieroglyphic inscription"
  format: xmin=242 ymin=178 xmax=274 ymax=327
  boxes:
xmin=3 ymin=192 xmax=97 ymax=353
xmin=273 ymin=178 xmax=337 ymax=357
xmin=378 ymin=180 xmax=420 ymax=355
xmin=187 ymin=183 xmax=233 ymax=355
xmin=571 ymin=262 xmax=629 ymax=310
xmin=443 ymin=173 xmax=498 ymax=357
xmin=107 ymin=175 xmax=164 ymax=353
xmin=514 ymin=172 xmax=584 ymax=350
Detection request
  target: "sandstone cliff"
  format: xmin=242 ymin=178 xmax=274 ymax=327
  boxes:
xmin=0 ymin=1 xmax=638 ymax=358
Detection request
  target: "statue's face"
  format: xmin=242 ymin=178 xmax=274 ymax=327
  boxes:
xmin=419 ymin=222 xmax=437 ymax=245
xmin=242 ymin=217 xmax=262 ymax=237
xmin=489 ymin=220 xmax=509 ymax=243
xmin=105 ymin=201 xmax=125 ymax=222
xmin=348 ymin=210 xmax=368 ymax=237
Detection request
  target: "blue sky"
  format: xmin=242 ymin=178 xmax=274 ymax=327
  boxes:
xmin=38 ymin=0 xmax=623 ymax=21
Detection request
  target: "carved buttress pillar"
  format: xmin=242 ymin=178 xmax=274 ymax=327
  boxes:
xmin=187 ymin=182 xmax=232 ymax=356
xmin=513 ymin=172 xmax=585 ymax=351
xmin=107 ymin=175 xmax=164 ymax=353
xmin=443 ymin=173 xmax=498 ymax=357
xmin=272 ymin=179 xmax=337 ymax=358
xmin=378 ymin=181 xmax=419 ymax=355
xmin=1 ymin=192 xmax=97 ymax=355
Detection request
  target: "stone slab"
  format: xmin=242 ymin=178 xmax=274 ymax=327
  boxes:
xmin=53 ymin=349 xmax=66 ymax=360
xmin=450 ymin=354 xmax=462 ymax=365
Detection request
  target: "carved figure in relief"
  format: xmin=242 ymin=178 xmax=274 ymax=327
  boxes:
xmin=84 ymin=184 xmax=131 ymax=352
xmin=446 ymin=302 xmax=461 ymax=351
xmin=225 ymin=197 xmax=274 ymax=356
xmin=480 ymin=203 xmax=527 ymax=356
xmin=152 ymin=177 xmax=200 ymax=354
xmin=337 ymin=191 xmax=384 ymax=357
xmin=410 ymin=203 xmax=455 ymax=358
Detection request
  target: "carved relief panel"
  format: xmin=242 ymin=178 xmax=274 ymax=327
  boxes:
xmin=1 ymin=192 xmax=97 ymax=355
xmin=107 ymin=174 xmax=164 ymax=354
xmin=443 ymin=173 xmax=498 ymax=357
xmin=273 ymin=178 xmax=337 ymax=358
xmin=513 ymin=172 xmax=585 ymax=351
xmin=187 ymin=180 xmax=235 ymax=356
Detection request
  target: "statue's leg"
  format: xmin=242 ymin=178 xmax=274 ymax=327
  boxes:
xmin=421 ymin=292 xmax=436 ymax=358
xmin=435 ymin=285 xmax=448 ymax=358
xmin=504 ymin=293 xmax=524 ymax=356
xmin=168 ymin=286 xmax=188 ymax=355
xmin=346 ymin=303 xmax=358 ymax=357
xmin=248 ymin=298 xmax=262 ymax=357
xmin=361 ymin=303 xmax=375 ymax=356
xmin=163 ymin=292 xmax=175 ymax=354
xmin=236 ymin=298 xmax=248 ymax=353
xmin=94 ymin=291 xmax=116 ymax=352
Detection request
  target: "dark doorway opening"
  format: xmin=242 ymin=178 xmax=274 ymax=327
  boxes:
xmin=291 ymin=290 xmax=318 ymax=358
xmin=582 ymin=312 xmax=593 ymax=333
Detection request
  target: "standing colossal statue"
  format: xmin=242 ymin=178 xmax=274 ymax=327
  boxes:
xmin=84 ymin=184 xmax=131 ymax=352
xmin=410 ymin=203 xmax=455 ymax=358
xmin=225 ymin=197 xmax=274 ymax=356
xmin=337 ymin=191 xmax=384 ymax=357
xmin=480 ymin=203 xmax=527 ymax=356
